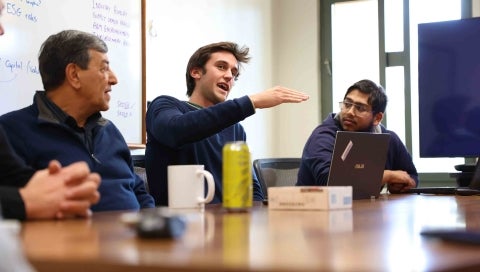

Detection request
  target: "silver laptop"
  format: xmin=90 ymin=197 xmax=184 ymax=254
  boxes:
xmin=327 ymin=131 xmax=391 ymax=200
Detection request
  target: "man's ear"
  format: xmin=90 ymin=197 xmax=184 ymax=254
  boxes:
xmin=65 ymin=63 xmax=81 ymax=89
xmin=373 ymin=112 xmax=384 ymax=126
xmin=190 ymin=67 xmax=203 ymax=79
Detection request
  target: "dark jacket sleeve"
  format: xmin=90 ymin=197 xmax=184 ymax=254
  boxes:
xmin=0 ymin=126 xmax=34 ymax=220
xmin=297 ymin=114 xmax=338 ymax=186
xmin=146 ymin=95 xmax=256 ymax=148
xmin=0 ymin=126 xmax=35 ymax=187
xmin=0 ymin=187 xmax=26 ymax=220
xmin=133 ymin=172 xmax=155 ymax=208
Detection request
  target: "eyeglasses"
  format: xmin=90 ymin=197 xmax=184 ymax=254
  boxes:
xmin=339 ymin=101 xmax=371 ymax=114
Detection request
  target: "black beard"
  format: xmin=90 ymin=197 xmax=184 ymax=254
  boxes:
xmin=358 ymin=120 xmax=375 ymax=132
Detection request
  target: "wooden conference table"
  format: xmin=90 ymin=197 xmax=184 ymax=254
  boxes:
xmin=20 ymin=194 xmax=480 ymax=271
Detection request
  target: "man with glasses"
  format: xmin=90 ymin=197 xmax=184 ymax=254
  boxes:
xmin=296 ymin=79 xmax=417 ymax=193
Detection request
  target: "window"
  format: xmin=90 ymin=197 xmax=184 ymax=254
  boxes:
xmin=321 ymin=0 xmax=470 ymax=182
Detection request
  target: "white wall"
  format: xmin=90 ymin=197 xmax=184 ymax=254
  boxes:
xmin=474 ymin=0 xmax=480 ymax=16
xmin=145 ymin=0 xmax=319 ymax=160
xmin=271 ymin=0 xmax=320 ymax=157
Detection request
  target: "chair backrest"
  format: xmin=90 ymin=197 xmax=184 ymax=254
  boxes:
xmin=253 ymin=158 xmax=302 ymax=199
xmin=134 ymin=166 xmax=149 ymax=192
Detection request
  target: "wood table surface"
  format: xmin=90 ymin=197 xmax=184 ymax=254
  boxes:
xmin=20 ymin=194 xmax=480 ymax=271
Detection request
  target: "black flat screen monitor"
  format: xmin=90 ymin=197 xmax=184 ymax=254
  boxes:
xmin=418 ymin=17 xmax=480 ymax=158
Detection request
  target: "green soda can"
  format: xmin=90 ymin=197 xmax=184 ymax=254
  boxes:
xmin=222 ymin=141 xmax=252 ymax=211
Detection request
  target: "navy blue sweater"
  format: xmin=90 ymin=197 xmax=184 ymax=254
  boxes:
xmin=0 ymin=93 xmax=154 ymax=212
xmin=297 ymin=113 xmax=419 ymax=186
xmin=145 ymin=95 xmax=264 ymax=206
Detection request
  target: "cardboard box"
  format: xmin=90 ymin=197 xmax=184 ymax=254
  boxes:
xmin=268 ymin=209 xmax=353 ymax=232
xmin=268 ymin=186 xmax=352 ymax=210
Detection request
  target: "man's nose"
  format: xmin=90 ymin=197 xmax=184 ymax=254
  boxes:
xmin=109 ymin=70 xmax=118 ymax=85
xmin=224 ymin=69 xmax=234 ymax=80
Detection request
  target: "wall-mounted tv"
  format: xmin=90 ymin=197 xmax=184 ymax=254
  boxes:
xmin=418 ymin=17 xmax=480 ymax=158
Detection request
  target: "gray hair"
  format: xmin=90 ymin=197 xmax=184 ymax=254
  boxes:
xmin=38 ymin=30 xmax=108 ymax=91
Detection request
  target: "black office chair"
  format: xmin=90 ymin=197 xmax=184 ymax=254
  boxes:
xmin=131 ymin=153 xmax=149 ymax=192
xmin=134 ymin=166 xmax=149 ymax=192
xmin=253 ymin=158 xmax=302 ymax=199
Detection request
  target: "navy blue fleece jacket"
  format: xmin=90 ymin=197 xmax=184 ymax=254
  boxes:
xmin=297 ymin=113 xmax=419 ymax=186
xmin=0 ymin=92 xmax=154 ymax=212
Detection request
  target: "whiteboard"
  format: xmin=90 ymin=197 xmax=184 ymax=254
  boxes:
xmin=0 ymin=0 xmax=143 ymax=144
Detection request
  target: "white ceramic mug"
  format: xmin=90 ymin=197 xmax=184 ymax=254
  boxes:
xmin=168 ymin=165 xmax=215 ymax=209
